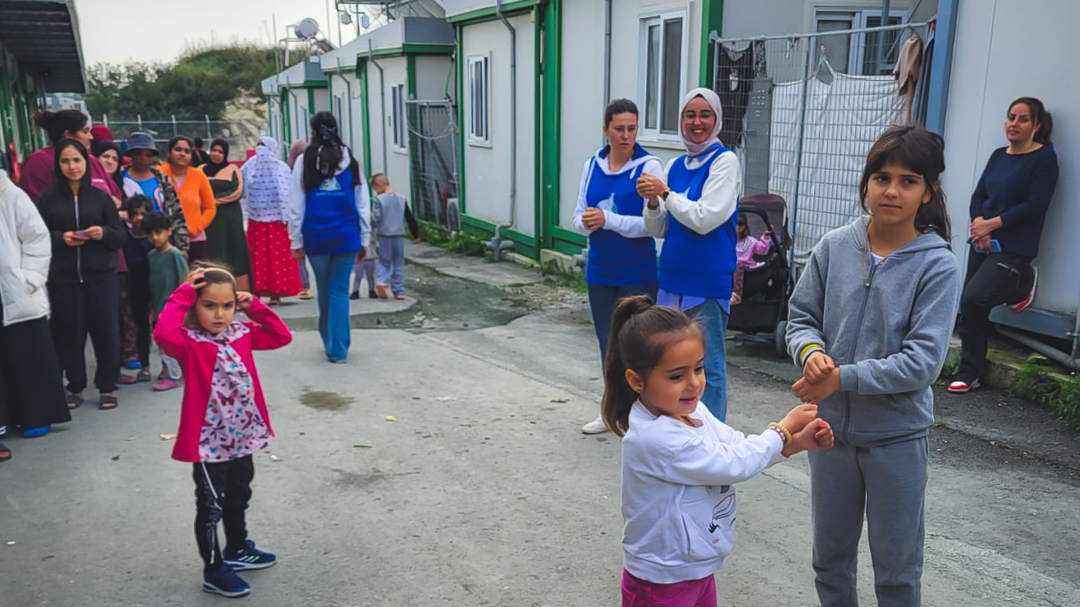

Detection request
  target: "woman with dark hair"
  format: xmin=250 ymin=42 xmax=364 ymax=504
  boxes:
xmin=20 ymin=110 xmax=122 ymax=204
xmin=949 ymin=97 xmax=1060 ymax=394
xmin=573 ymin=99 xmax=662 ymax=435
xmin=37 ymin=140 xmax=126 ymax=410
xmin=288 ymin=112 xmax=370 ymax=363
xmin=0 ymin=167 xmax=71 ymax=459
xmin=160 ymin=136 xmax=216 ymax=262
xmin=202 ymin=138 xmax=251 ymax=291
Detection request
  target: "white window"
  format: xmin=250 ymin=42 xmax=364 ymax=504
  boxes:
xmin=466 ymin=55 xmax=489 ymax=144
xmin=639 ymin=11 xmax=686 ymax=138
xmin=815 ymin=8 xmax=907 ymax=75
xmin=391 ymin=84 xmax=406 ymax=150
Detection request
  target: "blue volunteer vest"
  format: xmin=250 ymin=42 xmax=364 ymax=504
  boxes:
xmin=585 ymin=145 xmax=658 ymax=286
xmin=659 ymin=143 xmax=738 ymax=300
xmin=302 ymin=167 xmax=363 ymax=256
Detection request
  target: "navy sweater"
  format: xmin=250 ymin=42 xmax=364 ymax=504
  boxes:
xmin=969 ymin=145 xmax=1059 ymax=258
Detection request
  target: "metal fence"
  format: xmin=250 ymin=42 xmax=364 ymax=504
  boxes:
xmin=713 ymin=21 xmax=932 ymax=267
xmin=99 ymin=115 xmax=264 ymax=156
xmin=406 ymin=99 xmax=460 ymax=229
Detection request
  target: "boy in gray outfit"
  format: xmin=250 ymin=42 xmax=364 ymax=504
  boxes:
xmin=370 ymin=174 xmax=418 ymax=300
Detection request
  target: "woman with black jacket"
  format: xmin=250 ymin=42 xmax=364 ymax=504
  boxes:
xmin=37 ymin=140 xmax=126 ymax=410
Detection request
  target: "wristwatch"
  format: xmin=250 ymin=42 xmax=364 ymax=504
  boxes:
xmin=661 ymin=190 xmax=671 ymax=201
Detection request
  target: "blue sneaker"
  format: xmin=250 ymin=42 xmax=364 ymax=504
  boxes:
xmin=124 ymin=359 xmax=141 ymax=370
xmin=202 ymin=563 xmax=250 ymax=598
xmin=223 ymin=540 xmax=277 ymax=571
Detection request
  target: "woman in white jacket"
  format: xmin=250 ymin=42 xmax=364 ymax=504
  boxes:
xmin=0 ymin=169 xmax=70 ymax=461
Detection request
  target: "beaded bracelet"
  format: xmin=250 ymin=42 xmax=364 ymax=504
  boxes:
xmin=768 ymin=422 xmax=792 ymax=445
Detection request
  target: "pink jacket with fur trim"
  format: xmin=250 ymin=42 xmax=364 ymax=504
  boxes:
xmin=153 ymin=283 xmax=292 ymax=462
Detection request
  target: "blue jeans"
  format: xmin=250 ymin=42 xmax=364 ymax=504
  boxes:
xmin=377 ymin=235 xmax=406 ymax=295
xmin=308 ymin=253 xmax=355 ymax=362
xmin=689 ymin=298 xmax=729 ymax=421
xmin=587 ymin=281 xmax=659 ymax=367
xmin=298 ymin=258 xmax=311 ymax=289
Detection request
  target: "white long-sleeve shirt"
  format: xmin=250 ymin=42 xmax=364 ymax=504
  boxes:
xmin=287 ymin=148 xmax=370 ymax=250
xmin=572 ymin=153 xmax=664 ymax=239
xmin=643 ymin=150 xmax=741 ymax=238
xmin=621 ymin=401 xmax=785 ymax=584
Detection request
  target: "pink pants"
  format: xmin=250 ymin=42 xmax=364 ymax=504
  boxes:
xmin=621 ymin=569 xmax=717 ymax=607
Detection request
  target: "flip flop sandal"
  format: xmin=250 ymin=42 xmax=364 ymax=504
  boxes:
xmin=0 ymin=442 xmax=10 ymax=462
xmin=136 ymin=370 xmax=152 ymax=382
xmin=117 ymin=374 xmax=139 ymax=385
xmin=99 ymin=395 xmax=119 ymax=411
xmin=66 ymin=393 xmax=84 ymax=410
xmin=23 ymin=426 xmax=49 ymax=438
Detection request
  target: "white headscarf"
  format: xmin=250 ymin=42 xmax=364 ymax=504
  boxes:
xmin=240 ymin=136 xmax=292 ymax=222
xmin=679 ymin=88 xmax=724 ymax=158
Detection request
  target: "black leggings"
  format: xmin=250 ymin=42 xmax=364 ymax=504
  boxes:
xmin=48 ymin=273 xmax=120 ymax=394
xmin=956 ymin=251 xmax=1033 ymax=381
xmin=127 ymin=270 xmax=152 ymax=368
xmin=193 ymin=456 xmax=254 ymax=573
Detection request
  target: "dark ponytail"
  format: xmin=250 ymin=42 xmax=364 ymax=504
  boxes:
xmin=303 ymin=111 xmax=359 ymax=192
xmin=604 ymin=99 xmax=639 ymax=128
xmin=34 ymin=109 xmax=89 ymax=145
xmin=1009 ymin=97 xmax=1053 ymax=146
xmin=859 ymin=125 xmax=951 ymax=243
xmin=601 ymin=296 xmax=703 ymax=436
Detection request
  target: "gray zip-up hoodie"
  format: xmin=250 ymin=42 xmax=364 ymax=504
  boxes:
xmin=786 ymin=216 xmax=960 ymax=447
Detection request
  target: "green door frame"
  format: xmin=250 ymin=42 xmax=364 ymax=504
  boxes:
xmin=699 ymin=0 xmax=724 ymax=87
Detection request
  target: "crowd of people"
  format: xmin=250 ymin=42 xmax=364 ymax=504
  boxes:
xmin=0 ymin=90 xmax=1059 ymax=604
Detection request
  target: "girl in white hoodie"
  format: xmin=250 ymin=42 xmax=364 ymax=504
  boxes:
xmin=602 ymin=295 xmax=832 ymax=607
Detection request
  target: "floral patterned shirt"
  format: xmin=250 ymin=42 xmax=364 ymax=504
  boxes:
xmin=190 ymin=323 xmax=271 ymax=462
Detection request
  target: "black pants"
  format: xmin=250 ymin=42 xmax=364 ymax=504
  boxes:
xmin=957 ymin=252 xmax=1033 ymax=381
xmin=193 ymin=456 xmax=254 ymax=573
xmin=48 ymin=273 xmax=121 ymax=394
xmin=126 ymin=269 xmax=152 ymax=368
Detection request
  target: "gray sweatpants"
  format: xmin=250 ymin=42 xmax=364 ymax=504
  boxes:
xmin=809 ymin=436 xmax=928 ymax=607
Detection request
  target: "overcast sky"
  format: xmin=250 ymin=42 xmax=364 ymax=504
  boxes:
xmin=77 ymin=0 xmax=369 ymax=65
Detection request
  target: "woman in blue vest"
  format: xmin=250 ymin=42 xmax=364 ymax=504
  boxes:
xmin=574 ymin=99 xmax=663 ymax=435
xmin=288 ymin=112 xmax=370 ymax=363
xmin=637 ymin=88 xmax=741 ymax=421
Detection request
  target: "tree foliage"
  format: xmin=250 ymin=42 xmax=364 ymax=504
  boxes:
xmin=84 ymin=45 xmax=278 ymax=121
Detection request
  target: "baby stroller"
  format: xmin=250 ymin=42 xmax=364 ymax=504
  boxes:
xmin=727 ymin=193 xmax=794 ymax=357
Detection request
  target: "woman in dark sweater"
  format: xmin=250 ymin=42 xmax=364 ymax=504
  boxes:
xmin=949 ymin=97 xmax=1060 ymax=393
xmin=37 ymin=140 xmax=126 ymax=410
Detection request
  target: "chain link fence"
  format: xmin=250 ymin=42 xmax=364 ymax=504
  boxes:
xmin=100 ymin=115 xmax=264 ymax=157
xmin=406 ymin=99 xmax=460 ymax=230
xmin=713 ymin=20 xmax=932 ymax=267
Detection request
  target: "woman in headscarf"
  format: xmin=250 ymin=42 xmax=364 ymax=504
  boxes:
xmin=201 ymin=138 xmax=251 ymax=291
xmin=241 ymin=136 xmax=303 ymax=304
xmin=638 ymin=88 xmax=742 ymax=422
xmin=288 ymin=112 xmax=369 ymax=363
xmin=93 ymin=139 xmax=140 ymax=375
xmin=286 ymin=140 xmax=314 ymax=299
xmin=0 ymin=167 xmax=70 ymax=459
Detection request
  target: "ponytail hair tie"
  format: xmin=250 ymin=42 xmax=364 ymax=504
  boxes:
xmin=318 ymin=124 xmax=339 ymax=140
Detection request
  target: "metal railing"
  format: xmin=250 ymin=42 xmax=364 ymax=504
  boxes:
xmin=100 ymin=114 xmax=264 ymax=156
xmin=405 ymin=99 xmax=460 ymax=229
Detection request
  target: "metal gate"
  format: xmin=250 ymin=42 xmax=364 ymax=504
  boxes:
xmin=406 ymin=99 xmax=460 ymax=229
xmin=712 ymin=20 xmax=932 ymax=267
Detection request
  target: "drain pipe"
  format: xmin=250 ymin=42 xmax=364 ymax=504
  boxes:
xmin=367 ymin=40 xmax=389 ymax=174
xmin=334 ymin=58 xmax=356 ymax=147
xmin=577 ymin=0 xmax=614 ymax=271
xmin=997 ymin=326 xmax=1080 ymax=371
xmin=486 ymin=0 xmax=517 ymax=261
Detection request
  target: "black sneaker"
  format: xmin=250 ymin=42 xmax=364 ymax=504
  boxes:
xmin=223 ymin=540 xmax=277 ymax=571
xmin=368 ymin=290 xmax=378 ymax=299
xmin=203 ymin=564 xmax=251 ymax=598
xmin=349 ymin=291 xmax=360 ymax=300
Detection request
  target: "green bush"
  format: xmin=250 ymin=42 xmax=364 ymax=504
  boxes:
xmin=1006 ymin=355 xmax=1080 ymax=428
xmin=417 ymin=221 xmax=485 ymax=257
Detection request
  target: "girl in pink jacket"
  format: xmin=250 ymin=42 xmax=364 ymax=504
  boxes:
xmin=153 ymin=264 xmax=292 ymax=598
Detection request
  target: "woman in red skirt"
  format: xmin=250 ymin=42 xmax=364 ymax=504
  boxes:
xmin=240 ymin=137 xmax=303 ymax=304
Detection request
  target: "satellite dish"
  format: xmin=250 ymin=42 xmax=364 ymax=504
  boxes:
xmin=360 ymin=14 xmax=371 ymax=30
xmin=340 ymin=12 xmax=352 ymax=25
xmin=294 ymin=18 xmax=320 ymax=40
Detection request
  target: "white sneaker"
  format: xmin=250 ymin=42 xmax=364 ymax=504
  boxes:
xmin=581 ymin=416 xmax=609 ymax=435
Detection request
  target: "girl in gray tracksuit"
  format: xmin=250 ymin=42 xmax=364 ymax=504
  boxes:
xmin=786 ymin=127 xmax=961 ymax=607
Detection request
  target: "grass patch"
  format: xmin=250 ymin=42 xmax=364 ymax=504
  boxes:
xmin=418 ymin=220 xmax=486 ymax=257
xmin=539 ymin=259 xmax=587 ymax=294
xmin=1006 ymin=354 xmax=1080 ymax=428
